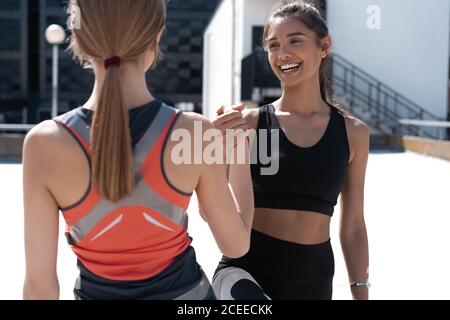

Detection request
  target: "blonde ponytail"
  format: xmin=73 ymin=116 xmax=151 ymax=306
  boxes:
xmin=68 ymin=0 xmax=166 ymax=202
xmin=92 ymin=63 xmax=134 ymax=202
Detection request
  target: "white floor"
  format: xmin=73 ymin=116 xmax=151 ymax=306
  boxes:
xmin=1 ymin=151 xmax=449 ymax=300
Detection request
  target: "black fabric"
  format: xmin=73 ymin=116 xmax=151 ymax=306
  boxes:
xmin=215 ymin=229 xmax=335 ymax=300
xmin=250 ymin=104 xmax=350 ymax=217
xmin=230 ymin=279 xmax=270 ymax=300
xmin=76 ymin=99 xmax=162 ymax=147
xmin=75 ymin=246 xmax=216 ymax=300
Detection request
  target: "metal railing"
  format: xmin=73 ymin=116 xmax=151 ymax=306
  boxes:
xmin=398 ymin=119 xmax=450 ymax=140
xmin=330 ymin=53 xmax=444 ymax=140
xmin=0 ymin=124 xmax=35 ymax=132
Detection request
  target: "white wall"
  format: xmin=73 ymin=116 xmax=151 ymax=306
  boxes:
xmin=232 ymin=0 xmax=278 ymax=104
xmin=328 ymin=0 xmax=450 ymax=118
xmin=242 ymin=0 xmax=278 ymax=57
xmin=203 ymin=0 xmax=235 ymax=120
xmin=232 ymin=0 xmax=245 ymax=106
xmin=204 ymin=0 xmax=279 ymax=117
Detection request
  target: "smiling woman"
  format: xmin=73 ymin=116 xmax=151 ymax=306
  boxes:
xmin=212 ymin=0 xmax=370 ymax=300
xmin=263 ymin=2 xmax=331 ymax=94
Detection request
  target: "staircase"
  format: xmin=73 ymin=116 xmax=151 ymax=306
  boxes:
xmin=330 ymin=53 xmax=443 ymax=145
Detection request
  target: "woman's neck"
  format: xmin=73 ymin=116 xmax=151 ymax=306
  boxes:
xmin=83 ymin=65 xmax=154 ymax=111
xmin=274 ymin=75 xmax=329 ymax=116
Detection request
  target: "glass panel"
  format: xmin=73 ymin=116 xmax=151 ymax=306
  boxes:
xmin=0 ymin=0 xmax=20 ymax=11
xmin=0 ymin=19 xmax=20 ymax=50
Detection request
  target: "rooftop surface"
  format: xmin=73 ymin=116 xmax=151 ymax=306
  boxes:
xmin=1 ymin=151 xmax=449 ymax=300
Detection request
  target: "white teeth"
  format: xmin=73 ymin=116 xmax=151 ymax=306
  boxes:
xmin=280 ymin=63 xmax=301 ymax=70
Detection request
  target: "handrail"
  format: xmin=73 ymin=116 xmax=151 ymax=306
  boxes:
xmin=331 ymin=53 xmax=444 ymax=140
xmin=0 ymin=124 xmax=35 ymax=132
xmin=399 ymin=119 xmax=450 ymax=128
xmin=398 ymin=120 xmax=450 ymax=140
xmin=332 ymin=54 xmax=441 ymax=121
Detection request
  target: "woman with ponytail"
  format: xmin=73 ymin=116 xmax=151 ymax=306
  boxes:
xmin=23 ymin=0 xmax=253 ymax=300
xmin=212 ymin=0 xmax=370 ymax=300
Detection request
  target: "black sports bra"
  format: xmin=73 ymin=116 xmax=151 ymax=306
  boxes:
xmin=250 ymin=104 xmax=350 ymax=217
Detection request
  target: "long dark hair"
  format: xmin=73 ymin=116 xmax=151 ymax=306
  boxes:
xmin=263 ymin=0 xmax=347 ymax=115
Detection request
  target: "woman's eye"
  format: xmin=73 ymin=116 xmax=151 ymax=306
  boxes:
xmin=291 ymin=40 xmax=303 ymax=44
xmin=268 ymin=43 xmax=279 ymax=49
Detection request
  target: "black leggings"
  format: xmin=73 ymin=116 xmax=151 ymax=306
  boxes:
xmin=213 ymin=229 xmax=334 ymax=300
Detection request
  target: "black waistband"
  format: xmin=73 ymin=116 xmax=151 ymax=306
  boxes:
xmin=75 ymin=246 xmax=214 ymax=300
xmin=217 ymin=229 xmax=334 ymax=281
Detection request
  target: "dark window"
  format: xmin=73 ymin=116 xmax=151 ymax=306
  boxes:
xmin=0 ymin=0 xmax=221 ymax=122
xmin=0 ymin=0 xmax=20 ymax=10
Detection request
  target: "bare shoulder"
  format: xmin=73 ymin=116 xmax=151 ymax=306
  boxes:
xmin=24 ymin=120 xmax=66 ymax=154
xmin=23 ymin=120 xmax=75 ymax=183
xmin=171 ymin=112 xmax=216 ymax=156
xmin=164 ymin=111 xmax=220 ymax=183
xmin=344 ymin=114 xmax=369 ymax=138
xmin=242 ymin=108 xmax=259 ymax=120
xmin=24 ymin=119 xmax=81 ymax=168
xmin=242 ymin=107 xmax=260 ymax=130
xmin=342 ymin=114 xmax=370 ymax=159
xmin=174 ymin=111 xmax=215 ymax=132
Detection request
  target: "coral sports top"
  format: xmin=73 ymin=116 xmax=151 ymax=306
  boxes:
xmin=54 ymin=100 xmax=192 ymax=281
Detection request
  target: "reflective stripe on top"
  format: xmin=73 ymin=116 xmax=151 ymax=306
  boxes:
xmin=56 ymin=104 xmax=188 ymax=245
xmin=134 ymin=103 xmax=175 ymax=169
xmin=69 ymin=177 xmax=188 ymax=244
xmin=57 ymin=109 xmax=91 ymax=144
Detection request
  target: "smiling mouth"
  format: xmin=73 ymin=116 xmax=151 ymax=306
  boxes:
xmin=279 ymin=62 xmax=302 ymax=73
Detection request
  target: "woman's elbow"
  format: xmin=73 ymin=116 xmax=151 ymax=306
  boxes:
xmin=341 ymin=222 xmax=367 ymax=238
xmin=222 ymin=236 xmax=251 ymax=259
xmin=23 ymin=279 xmax=60 ymax=300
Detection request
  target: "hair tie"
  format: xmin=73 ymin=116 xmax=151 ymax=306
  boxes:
xmin=104 ymin=56 xmax=121 ymax=69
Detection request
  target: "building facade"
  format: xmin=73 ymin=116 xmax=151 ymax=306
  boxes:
xmin=203 ymin=0 xmax=280 ymax=120
xmin=203 ymin=0 xmax=326 ymax=120
xmin=0 ymin=0 xmax=29 ymax=124
xmin=0 ymin=0 xmax=221 ymax=125
xmin=203 ymin=0 xmax=450 ymax=139
xmin=328 ymin=0 xmax=450 ymax=120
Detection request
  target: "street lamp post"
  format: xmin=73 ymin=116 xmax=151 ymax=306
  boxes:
xmin=45 ymin=24 xmax=66 ymax=119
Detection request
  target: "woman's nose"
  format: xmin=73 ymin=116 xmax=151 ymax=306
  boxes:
xmin=278 ymin=45 xmax=293 ymax=59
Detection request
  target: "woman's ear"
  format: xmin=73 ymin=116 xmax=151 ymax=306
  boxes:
xmin=321 ymin=35 xmax=332 ymax=58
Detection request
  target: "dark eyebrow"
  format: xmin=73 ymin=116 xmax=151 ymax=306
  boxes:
xmin=267 ymin=32 xmax=307 ymax=42
xmin=287 ymin=32 xmax=307 ymax=37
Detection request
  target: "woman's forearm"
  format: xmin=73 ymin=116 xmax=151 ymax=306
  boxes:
xmin=228 ymin=139 xmax=254 ymax=231
xmin=340 ymin=225 xmax=370 ymax=300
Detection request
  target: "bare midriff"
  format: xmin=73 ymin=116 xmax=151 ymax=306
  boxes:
xmin=252 ymin=208 xmax=331 ymax=245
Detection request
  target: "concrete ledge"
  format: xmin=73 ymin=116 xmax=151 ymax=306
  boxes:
xmin=370 ymin=134 xmax=391 ymax=150
xmin=0 ymin=134 xmax=25 ymax=160
xmin=391 ymin=135 xmax=450 ymax=161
